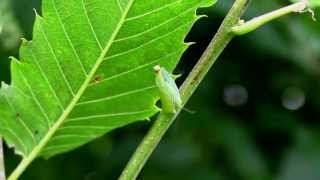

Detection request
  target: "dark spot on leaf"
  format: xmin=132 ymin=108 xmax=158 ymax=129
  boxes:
xmin=34 ymin=130 xmax=39 ymax=135
xmin=16 ymin=113 xmax=20 ymax=118
xmin=90 ymin=75 xmax=103 ymax=84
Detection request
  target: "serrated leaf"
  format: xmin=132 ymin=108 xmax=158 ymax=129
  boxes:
xmin=0 ymin=0 xmax=216 ymax=168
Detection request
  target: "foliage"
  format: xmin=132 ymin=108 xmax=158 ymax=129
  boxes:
xmin=0 ymin=0 xmax=213 ymax=163
xmin=0 ymin=0 xmax=320 ymax=179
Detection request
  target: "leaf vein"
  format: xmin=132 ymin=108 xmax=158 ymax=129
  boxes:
xmin=16 ymin=66 xmax=52 ymax=129
xmin=81 ymin=0 xmax=103 ymax=50
xmin=115 ymin=5 xmax=194 ymax=43
xmin=77 ymin=85 xmax=156 ymax=105
xmin=3 ymin=92 xmax=37 ymax=147
xmin=59 ymin=125 xmax=111 ymax=130
xmin=116 ymin=0 xmax=124 ymax=13
xmin=89 ymin=47 xmax=183 ymax=87
xmin=39 ymin=23 xmax=76 ymax=96
xmin=126 ymin=0 xmax=180 ymax=22
xmin=29 ymin=47 xmax=64 ymax=110
xmin=104 ymin=19 xmax=191 ymax=61
xmin=52 ymin=0 xmax=88 ymax=76
xmin=67 ymin=109 xmax=151 ymax=122
xmin=49 ymin=134 xmax=96 ymax=142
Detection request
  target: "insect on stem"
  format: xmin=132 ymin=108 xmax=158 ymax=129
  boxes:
xmin=154 ymin=65 xmax=182 ymax=114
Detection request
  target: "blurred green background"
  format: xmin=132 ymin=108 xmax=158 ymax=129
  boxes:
xmin=1 ymin=0 xmax=320 ymax=179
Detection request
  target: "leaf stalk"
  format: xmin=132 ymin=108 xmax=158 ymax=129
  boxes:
xmin=231 ymin=0 xmax=310 ymax=35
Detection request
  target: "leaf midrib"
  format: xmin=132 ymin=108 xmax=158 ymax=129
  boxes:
xmin=9 ymin=0 xmax=135 ymax=177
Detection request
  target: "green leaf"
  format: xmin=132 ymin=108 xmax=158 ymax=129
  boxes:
xmin=0 ymin=0 xmax=216 ymax=168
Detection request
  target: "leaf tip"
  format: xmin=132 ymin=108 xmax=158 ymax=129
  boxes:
xmin=8 ymin=56 xmax=20 ymax=64
xmin=195 ymin=14 xmax=209 ymax=24
xmin=154 ymin=104 xmax=162 ymax=112
xmin=20 ymin=38 xmax=28 ymax=44
xmin=0 ymin=81 xmax=9 ymax=89
xmin=32 ymin=8 xmax=41 ymax=17
xmin=186 ymin=42 xmax=196 ymax=46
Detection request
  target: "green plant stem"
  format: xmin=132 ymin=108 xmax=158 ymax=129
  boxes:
xmin=119 ymin=112 xmax=173 ymax=180
xmin=118 ymin=0 xmax=248 ymax=179
xmin=0 ymin=138 xmax=6 ymax=180
xmin=232 ymin=0 xmax=308 ymax=35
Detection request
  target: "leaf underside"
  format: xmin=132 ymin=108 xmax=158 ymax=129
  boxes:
xmin=0 ymin=0 xmax=215 ymax=159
